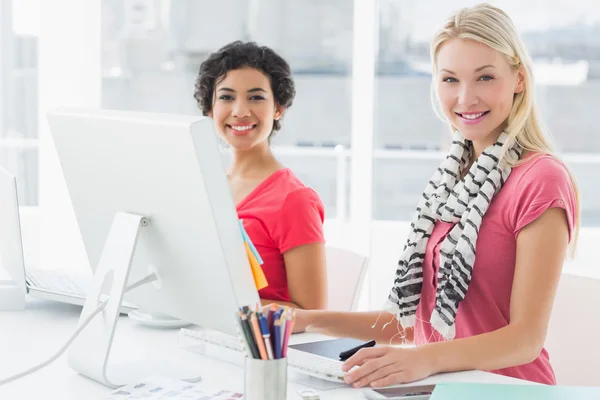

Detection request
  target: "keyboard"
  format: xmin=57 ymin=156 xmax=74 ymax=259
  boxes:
xmin=26 ymin=268 xmax=88 ymax=297
xmin=178 ymin=328 xmax=348 ymax=383
xmin=286 ymin=348 xmax=348 ymax=383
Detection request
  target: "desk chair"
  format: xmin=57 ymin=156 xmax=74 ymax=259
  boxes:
xmin=325 ymin=246 xmax=369 ymax=311
xmin=545 ymin=273 xmax=600 ymax=386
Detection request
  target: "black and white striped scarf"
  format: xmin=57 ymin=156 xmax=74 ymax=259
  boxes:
xmin=385 ymin=131 xmax=522 ymax=340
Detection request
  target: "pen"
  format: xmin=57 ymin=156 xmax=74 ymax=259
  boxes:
xmin=338 ymin=339 xmax=377 ymax=361
xmin=268 ymin=307 xmax=281 ymax=350
xmin=273 ymin=319 xmax=282 ymax=359
xmin=258 ymin=314 xmax=274 ymax=360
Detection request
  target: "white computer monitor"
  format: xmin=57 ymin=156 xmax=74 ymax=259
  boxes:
xmin=47 ymin=108 xmax=260 ymax=387
xmin=0 ymin=167 xmax=27 ymax=301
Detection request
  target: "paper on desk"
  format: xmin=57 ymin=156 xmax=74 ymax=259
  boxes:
xmin=106 ymin=375 xmax=243 ymax=399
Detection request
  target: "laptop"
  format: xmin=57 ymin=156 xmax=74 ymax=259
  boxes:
xmin=0 ymin=167 xmax=134 ymax=310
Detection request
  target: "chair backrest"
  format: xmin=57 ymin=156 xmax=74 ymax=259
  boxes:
xmin=545 ymin=273 xmax=600 ymax=386
xmin=325 ymin=246 xmax=369 ymax=311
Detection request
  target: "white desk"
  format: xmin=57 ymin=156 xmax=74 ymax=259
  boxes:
xmin=0 ymin=299 xmax=528 ymax=399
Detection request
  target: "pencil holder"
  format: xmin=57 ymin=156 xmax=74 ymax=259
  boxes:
xmin=244 ymin=357 xmax=287 ymax=400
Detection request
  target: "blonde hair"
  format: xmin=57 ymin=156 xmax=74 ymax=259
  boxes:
xmin=430 ymin=3 xmax=580 ymax=254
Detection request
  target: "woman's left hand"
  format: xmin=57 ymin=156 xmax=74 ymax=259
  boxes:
xmin=341 ymin=346 xmax=436 ymax=388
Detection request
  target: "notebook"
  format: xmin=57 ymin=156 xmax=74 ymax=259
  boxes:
xmin=430 ymin=382 xmax=600 ymax=400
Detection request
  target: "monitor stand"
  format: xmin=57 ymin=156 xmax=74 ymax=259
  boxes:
xmin=68 ymin=212 xmax=201 ymax=388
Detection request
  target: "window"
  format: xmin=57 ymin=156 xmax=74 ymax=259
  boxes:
xmin=101 ymin=0 xmax=355 ymax=221
xmin=370 ymin=0 xmax=600 ymax=307
xmin=0 ymin=0 xmax=39 ymax=206
xmin=13 ymin=0 xmax=597 ymax=303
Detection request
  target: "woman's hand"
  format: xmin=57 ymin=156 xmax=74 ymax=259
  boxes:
xmin=341 ymin=346 xmax=436 ymax=388
xmin=260 ymin=305 xmax=310 ymax=334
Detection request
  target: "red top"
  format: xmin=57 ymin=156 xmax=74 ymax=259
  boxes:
xmin=236 ymin=168 xmax=325 ymax=302
xmin=414 ymin=154 xmax=577 ymax=384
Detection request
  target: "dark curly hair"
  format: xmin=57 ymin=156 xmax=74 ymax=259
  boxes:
xmin=194 ymin=41 xmax=296 ymax=134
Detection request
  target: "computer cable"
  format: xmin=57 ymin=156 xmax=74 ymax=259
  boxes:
xmin=0 ymin=272 xmax=157 ymax=387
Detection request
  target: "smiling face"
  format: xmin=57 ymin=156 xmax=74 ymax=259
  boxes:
xmin=209 ymin=67 xmax=283 ymax=151
xmin=435 ymin=38 xmax=525 ymax=146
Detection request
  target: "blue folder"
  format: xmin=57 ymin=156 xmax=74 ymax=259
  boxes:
xmin=430 ymin=382 xmax=600 ymax=400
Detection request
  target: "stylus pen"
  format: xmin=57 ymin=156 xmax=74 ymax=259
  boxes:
xmin=258 ymin=315 xmax=274 ymax=360
xmin=339 ymin=339 xmax=377 ymax=361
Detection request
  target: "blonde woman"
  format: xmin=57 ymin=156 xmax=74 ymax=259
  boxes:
xmin=290 ymin=3 xmax=579 ymax=388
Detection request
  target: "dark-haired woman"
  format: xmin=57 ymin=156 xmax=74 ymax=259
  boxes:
xmin=194 ymin=41 xmax=327 ymax=310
